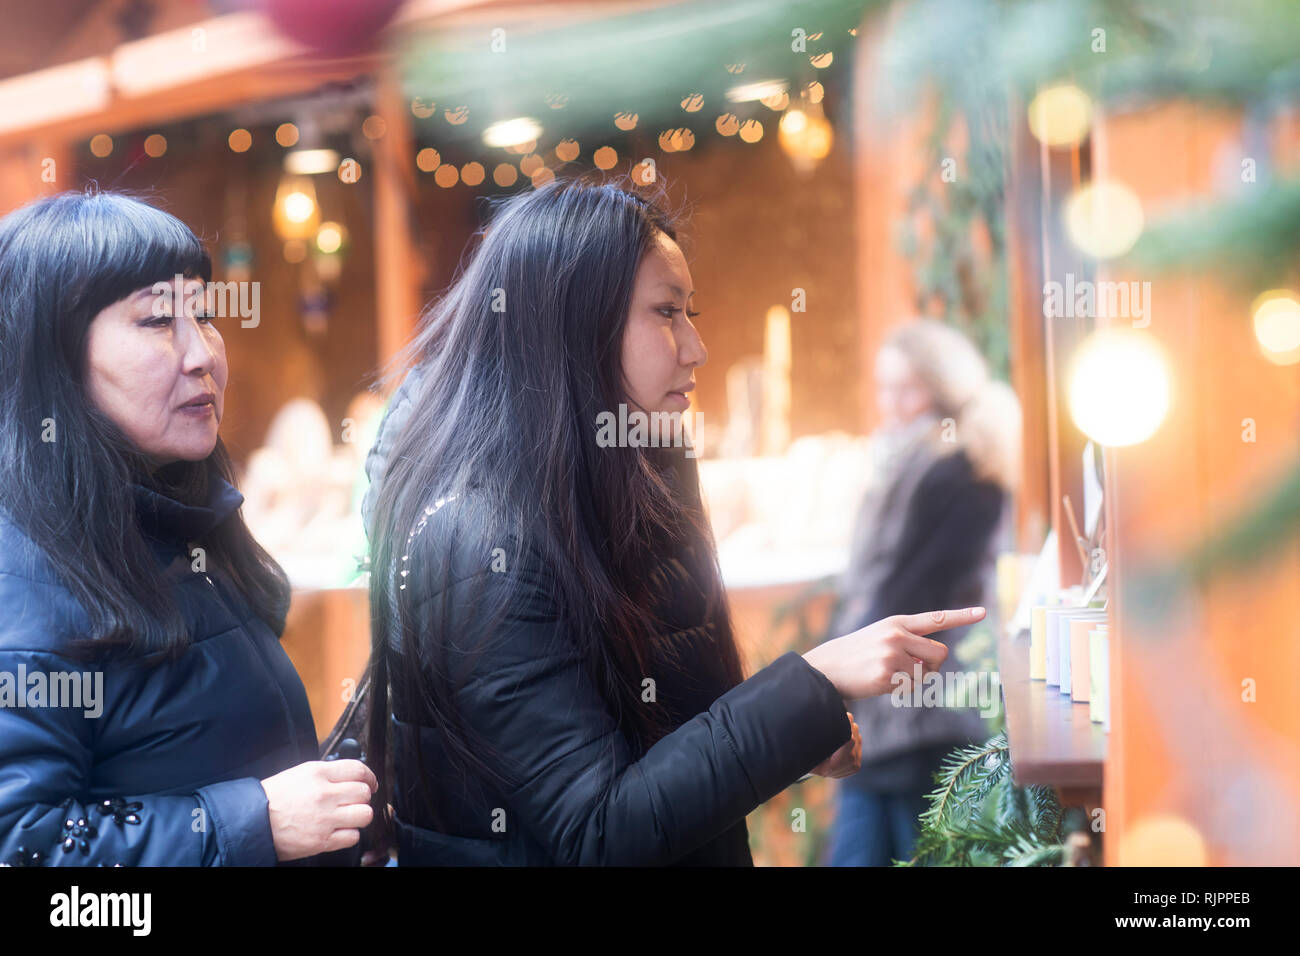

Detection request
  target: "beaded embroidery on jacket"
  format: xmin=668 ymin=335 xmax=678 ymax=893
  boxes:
xmin=397 ymin=495 xmax=458 ymax=591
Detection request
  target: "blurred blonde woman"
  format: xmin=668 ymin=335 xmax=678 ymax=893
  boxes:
xmin=825 ymin=318 xmax=1022 ymax=867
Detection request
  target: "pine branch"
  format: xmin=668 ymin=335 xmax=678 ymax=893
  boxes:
xmin=907 ymin=732 xmax=1068 ymax=866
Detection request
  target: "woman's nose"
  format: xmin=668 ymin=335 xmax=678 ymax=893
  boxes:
xmin=179 ymin=317 xmax=218 ymax=375
xmin=680 ymin=318 xmax=708 ymax=368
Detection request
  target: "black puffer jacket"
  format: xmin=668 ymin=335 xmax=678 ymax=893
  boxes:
xmin=0 ymin=475 xmax=319 ymax=866
xmin=363 ymin=370 xmax=852 ymax=866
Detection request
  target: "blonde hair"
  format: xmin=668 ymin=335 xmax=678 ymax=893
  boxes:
xmin=881 ymin=319 xmax=1022 ymax=492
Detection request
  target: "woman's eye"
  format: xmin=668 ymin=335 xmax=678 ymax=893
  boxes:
xmin=656 ymin=306 xmax=678 ymax=320
xmin=197 ymin=312 xmax=218 ymax=324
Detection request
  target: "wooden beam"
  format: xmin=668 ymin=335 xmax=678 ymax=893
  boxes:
xmin=372 ymin=67 xmax=422 ymax=374
xmin=1005 ymin=98 xmax=1051 ymax=553
xmin=1040 ymin=133 xmax=1089 ymax=588
xmin=851 ymin=6 xmax=924 ymax=433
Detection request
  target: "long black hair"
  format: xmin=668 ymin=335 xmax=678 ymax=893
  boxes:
xmin=0 ymin=189 xmax=290 ymax=661
xmin=366 ymin=178 xmax=746 ymax=833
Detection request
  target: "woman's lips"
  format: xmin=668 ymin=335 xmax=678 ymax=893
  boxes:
xmin=178 ymin=399 xmax=216 ymax=417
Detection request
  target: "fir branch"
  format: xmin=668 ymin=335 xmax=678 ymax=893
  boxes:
xmin=905 ymin=732 xmax=1068 ymax=866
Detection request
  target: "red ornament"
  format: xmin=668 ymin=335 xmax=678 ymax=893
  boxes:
xmin=260 ymin=0 xmax=406 ymax=55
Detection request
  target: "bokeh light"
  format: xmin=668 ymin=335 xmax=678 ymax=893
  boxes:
xmin=779 ymin=109 xmax=832 ymax=163
xmin=338 ymin=158 xmax=362 ymax=183
xmin=315 ymin=222 xmax=345 ymax=254
xmin=460 ymin=161 xmax=485 ymax=186
xmin=483 ymin=117 xmax=542 ymax=149
xmin=1068 ymin=327 xmax=1171 ymax=447
xmin=1028 ymin=83 xmax=1093 ymax=148
xmin=1118 ymin=814 xmax=1208 ymax=867
xmin=1251 ymin=290 xmax=1300 ymax=365
xmin=738 ymin=119 xmax=764 ymax=143
xmin=493 ymin=163 xmax=518 ymax=187
xmin=1065 ymin=180 xmax=1145 ymax=259
xmin=593 ymin=146 xmax=617 ymax=170
xmin=415 ymin=147 xmax=440 ymax=172
xmin=283 ymin=190 xmax=315 ymax=224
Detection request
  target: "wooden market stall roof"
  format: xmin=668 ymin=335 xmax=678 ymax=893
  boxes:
xmin=0 ymin=0 xmax=684 ymax=368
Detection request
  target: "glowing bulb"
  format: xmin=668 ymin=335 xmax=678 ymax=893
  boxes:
xmin=284 ymin=148 xmax=340 ymax=175
xmin=778 ymin=109 xmax=832 ymax=166
xmin=1068 ymin=328 xmax=1171 ymax=447
xmin=1065 ymin=180 xmax=1144 ymax=259
xmin=483 ymin=117 xmax=543 ymax=149
xmin=1251 ymin=290 xmax=1300 ymax=365
xmin=283 ymin=191 xmax=315 ymax=223
xmin=726 ymin=79 xmax=786 ymax=103
xmin=315 ymin=222 xmax=344 ymax=254
xmin=1028 ymin=84 xmax=1093 ymax=147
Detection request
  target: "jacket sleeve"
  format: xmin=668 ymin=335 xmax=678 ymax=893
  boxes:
xmin=412 ymin=547 xmax=851 ymax=866
xmin=0 ymin=646 xmax=278 ymax=867
xmin=864 ymin=452 xmax=1005 ymax=625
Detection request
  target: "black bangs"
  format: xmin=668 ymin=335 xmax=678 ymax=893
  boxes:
xmin=70 ymin=191 xmax=212 ymax=322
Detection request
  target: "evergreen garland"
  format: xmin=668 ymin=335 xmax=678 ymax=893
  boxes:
xmin=900 ymin=731 xmax=1067 ymax=867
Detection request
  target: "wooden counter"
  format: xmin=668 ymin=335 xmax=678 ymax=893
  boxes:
xmin=997 ymin=626 xmax=1106 ymax=794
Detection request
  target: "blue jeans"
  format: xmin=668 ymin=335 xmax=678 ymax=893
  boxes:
xmin=825 ymin=785 xmax=930 ymax=867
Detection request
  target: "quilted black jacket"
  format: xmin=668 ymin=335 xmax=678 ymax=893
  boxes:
xmin=363 ymin=369 xmax=852 ymax=865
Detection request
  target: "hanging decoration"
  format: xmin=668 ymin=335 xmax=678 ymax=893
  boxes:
xmin=259 ymin=0 xmax=406 ymax=55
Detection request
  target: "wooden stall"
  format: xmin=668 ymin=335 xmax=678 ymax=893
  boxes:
xmin=992 ymin=91 xmax=1300 ymax=864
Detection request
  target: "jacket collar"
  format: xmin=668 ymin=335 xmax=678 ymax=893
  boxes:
xmin=132 ymin=469 xmax=244 ymax=544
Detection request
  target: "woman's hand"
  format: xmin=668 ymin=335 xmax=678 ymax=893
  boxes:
xmin=802 ymin=607 xmax=986 ymax=701
xmin=260 ymin=759 xmax=379 ymax=862
xmin=810 ymin=711 xmax=861 ymax=778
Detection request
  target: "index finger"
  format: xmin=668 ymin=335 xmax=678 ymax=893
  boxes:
xmin=898 ymin=606 xmax=985 ymax=636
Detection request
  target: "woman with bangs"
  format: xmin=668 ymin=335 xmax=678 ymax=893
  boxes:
xmin=0 ymin=190 xmax=375 ymax=866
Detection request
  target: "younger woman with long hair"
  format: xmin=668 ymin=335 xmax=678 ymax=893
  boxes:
xmin=363 ymin=179 xmax=983 ymax=865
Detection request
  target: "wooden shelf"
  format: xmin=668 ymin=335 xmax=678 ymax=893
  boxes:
xmin=997 ymin=626 xmax=1106 ymax=792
